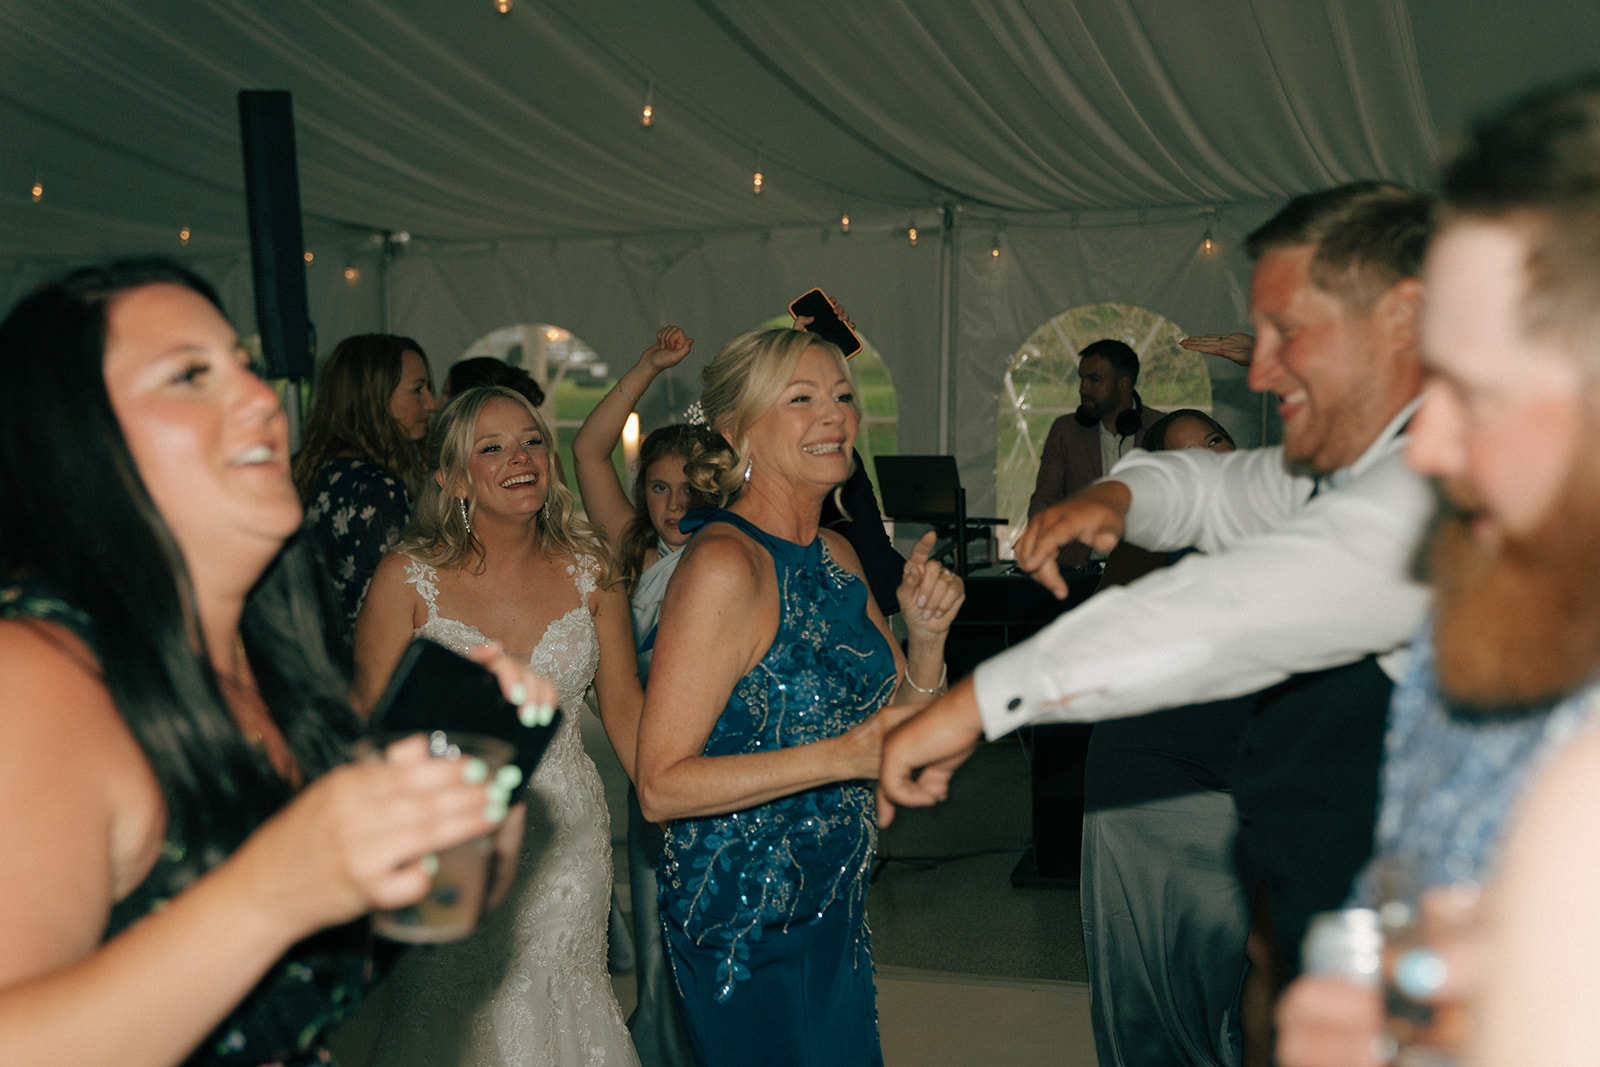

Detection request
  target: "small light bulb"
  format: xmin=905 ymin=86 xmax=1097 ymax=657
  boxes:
xmin=179 ymin=226 xmax=191 ymax=245
xmin=494 ymin=0 xmax=510 ymax=12
xmin=641 ymin=103 xmax=653 ymax=127
xmin=752 ymin=170 xmax=764 ymax=195
xmin=991 ymin=245 xmax=1000 ymax=259
xmin=344 ymin=267 xmax=360 ymax=283
xmin=30 ymin=181 xmax=42 ymax=203
xmin=908 ymin=226 xmax=918 ymax=247
xmin=303 ymin=250 xmax=313 ymax=263
xmin=840 ymin=213 xmax=850 ymax=234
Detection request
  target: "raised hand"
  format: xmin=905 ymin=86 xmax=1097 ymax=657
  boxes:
xmin=897 ymin=530 xmax=964 ymax=635
xmin=1179 ymin=333 xmax=1255 ymax=366
xmin=641 ymin=325 xmax=694 ymax=372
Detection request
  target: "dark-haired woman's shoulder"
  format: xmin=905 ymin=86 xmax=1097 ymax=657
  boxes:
xmin=0 ymin=615 xmax=165 ymax=980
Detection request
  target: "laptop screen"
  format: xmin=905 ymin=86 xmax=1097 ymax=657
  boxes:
xmin=872 ymin=454 xmax=961 ymax=522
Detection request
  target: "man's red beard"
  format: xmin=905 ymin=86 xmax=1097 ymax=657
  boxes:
xmin=1428 ymin=453 xmax=1600 ymax=712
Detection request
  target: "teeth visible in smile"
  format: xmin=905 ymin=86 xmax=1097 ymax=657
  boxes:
xmin=501 ymin=474 xmax=537 ymax=487
xmin=232 ymin=445 xmax=272 ymax=465
xmin=803 ymin=443 xmax=842 ymax=454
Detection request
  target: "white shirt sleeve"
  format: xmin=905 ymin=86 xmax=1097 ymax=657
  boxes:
xmin=974 ymin=443 xmax=1434 ymax=737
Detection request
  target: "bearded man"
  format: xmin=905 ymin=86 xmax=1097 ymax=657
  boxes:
xmin=1277 ymin=72 xmax=1600 ymax=1067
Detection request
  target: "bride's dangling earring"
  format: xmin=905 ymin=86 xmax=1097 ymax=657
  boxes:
xmin=743 ymin=457 xmax=753 ymax=482
xmin=457 ymin=496 xmax=472 ymax=536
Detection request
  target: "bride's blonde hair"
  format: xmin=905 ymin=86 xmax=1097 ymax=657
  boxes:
xmin=400 ymin=386 xmax=615 ymax=581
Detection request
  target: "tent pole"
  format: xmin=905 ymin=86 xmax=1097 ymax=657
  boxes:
xmin=937 ymin=201 xmax=957 ymax=454
xmin=378 ymin=230 xmax=393 ymax=333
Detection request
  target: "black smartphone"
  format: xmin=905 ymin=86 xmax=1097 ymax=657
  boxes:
xmin=788 ymin=287 xmax=863 ymax=358
xmin=368 ymin=637 xmax=562 ymax=781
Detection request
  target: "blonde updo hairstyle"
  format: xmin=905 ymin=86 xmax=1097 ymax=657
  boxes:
xmin=684 ymin=328 xmax=859 ymax=507
xmin=400 ymin=385 xmax=614 ymax=579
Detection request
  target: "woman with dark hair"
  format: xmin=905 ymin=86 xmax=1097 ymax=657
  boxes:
xmin=293 ymin=333 xmax=438 ymax=645
xmin=0 ymin=260 xmax=548 ymax=1067
xmin=354 ymin=385 xmax=644 ymax=1067
xmin=634 ymin=328 xmax=963 ymax=1067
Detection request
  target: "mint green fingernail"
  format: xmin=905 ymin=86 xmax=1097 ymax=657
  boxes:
xmin=520 ymin=701 xmax=554 ymax=727
xmin=461 ymin=757 xmax=488 ymax=784
xmin=420 ymin=853 xmax=440 ymax=877
xmin=509 ymin=682 xmax=528 ymax=706
xmin=495 ymin=765 xmax=523 ymax=791
xmin=485 ymin=797 xmax=509 ymax=823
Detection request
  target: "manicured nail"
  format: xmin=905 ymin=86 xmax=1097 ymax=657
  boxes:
xmin=495 ymin=765 xmax=523 ymax=791
xmin=509 ymin=682 xmax=528 ymax=706
xmin=484 ymin=797 xmax=509 ymax=823
xmin=1393 ymin=948 xmax=1448 ymax=998
xmin=520 ymin=701 xmax=554 ymax=727
xmin=420 ymin=853 xmax=440 ymax=878
xmin=461 ymin=757 xmax=488 ymax=784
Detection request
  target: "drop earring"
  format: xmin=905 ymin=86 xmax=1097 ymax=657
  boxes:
xmin=457 ymin=496 xmax=472 ymax=536
xmin=743 ymin=457 xmax=753 ymax=482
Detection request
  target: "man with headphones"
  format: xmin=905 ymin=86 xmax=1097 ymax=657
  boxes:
xmin=1029 ymin=339 xmax=1164 ymax=570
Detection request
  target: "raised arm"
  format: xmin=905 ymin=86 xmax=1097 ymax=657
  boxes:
xmin=572 ymin=326 xmax=693 ymax=543
xmin=1179 ymin=333 xmax=1255 ymax=366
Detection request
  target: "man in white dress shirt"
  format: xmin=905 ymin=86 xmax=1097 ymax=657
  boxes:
xmin=880 ymin=182 xmax=1436 ymax=1067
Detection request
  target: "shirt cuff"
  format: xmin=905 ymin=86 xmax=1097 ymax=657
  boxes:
xmin=973 ymin=640 xmax=1062 ymax=738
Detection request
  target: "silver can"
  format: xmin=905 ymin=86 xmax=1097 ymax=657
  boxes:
xmin=1301 ymin=907 xmax=1384 ymax=988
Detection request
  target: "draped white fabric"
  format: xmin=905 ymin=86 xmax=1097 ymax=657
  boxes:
xmin=3 ymin=0 xmax=1597 ymax=496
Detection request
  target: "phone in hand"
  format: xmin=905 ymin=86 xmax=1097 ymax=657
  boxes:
xmin=368 ymin=638 xmax=561 ymax=780
xmin=789 ymin=287 xmax=863 ymax=358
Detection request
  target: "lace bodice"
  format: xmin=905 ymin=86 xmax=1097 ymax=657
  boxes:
xmin=406 ymin=554 xmax=601 ymax=713
xmin=360 ymin=553 xmax=638 ymax=1067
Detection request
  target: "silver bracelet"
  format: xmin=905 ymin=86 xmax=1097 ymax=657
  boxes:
xmin=616 ymin=383 xmax=640 ymax=404
xmin=902 ymin=663 xmax=947 ymax=696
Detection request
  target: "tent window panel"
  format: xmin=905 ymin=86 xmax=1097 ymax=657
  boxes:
xmin=997 ymin=303 xmax=1214 ymax=535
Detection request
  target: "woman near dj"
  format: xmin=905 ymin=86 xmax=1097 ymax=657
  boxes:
xmin=0 ymin=260 xmax=550 ymax=1067
xmin=635 ymin=327 xmax=964 ymax=1067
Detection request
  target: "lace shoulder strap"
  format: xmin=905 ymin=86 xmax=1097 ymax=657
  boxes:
xmin=570 ymin=553 xmax=600 ymax=599
xmin=401 ymin=556 xmax=443 ymax=622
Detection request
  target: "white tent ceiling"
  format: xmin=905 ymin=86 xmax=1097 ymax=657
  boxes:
xmin=3 ymin=0 xmax=1598 ymax=502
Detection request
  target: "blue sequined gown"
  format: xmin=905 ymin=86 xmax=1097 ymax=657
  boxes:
xmin=657 ymin=509 xmax=898 ymax=1067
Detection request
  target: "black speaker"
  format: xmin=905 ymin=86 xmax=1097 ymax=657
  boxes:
xmin=238 ymin=90 xmax=313 ymax=380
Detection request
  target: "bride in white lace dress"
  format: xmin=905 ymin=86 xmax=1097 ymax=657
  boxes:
xmin=352 ymin=386 xmax=643 ymax=1067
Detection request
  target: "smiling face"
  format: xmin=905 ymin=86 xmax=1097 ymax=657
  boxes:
xmin=389 ymin=349 xmax=438 ymax=442
xmin=102 ymin=282 xmax=300 ymax=567
xmin=643 ymin=453 xmax=695 ymax=547
xmin=744 ymin=344 xmax=858 ymax=495
xmin=461 ymin=396 xmax=552 ymax=520
xmin=1248 ymin=244 xmax=1421 ymax=472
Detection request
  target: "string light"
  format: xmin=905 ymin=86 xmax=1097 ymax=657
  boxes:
xmin=303 ymin=250 xmax=314 ymax=263
xmin=907 ymin=222 xmax=918 ymax=247
xmin=493 ymin=0 xmax=510 ymax=12
xmin=990 ymin=232 xmax=1001 ymax=259
xmin=30 ymin=181 xmax=42 ymax=203
xmin=641 ymin=80 xmax=654 ymax=128
xmin=840 ymin=212 xmax=850 ymax=234
xmin=179 ymin=226 xmax=191 ymax=245
xmin=752 ymin=148 xmax=764 ymax=195
xmin=344 ymin=266 xmax=360 ymax=284
xmin=1202 ymin=225 xmax=1214 ymax=255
